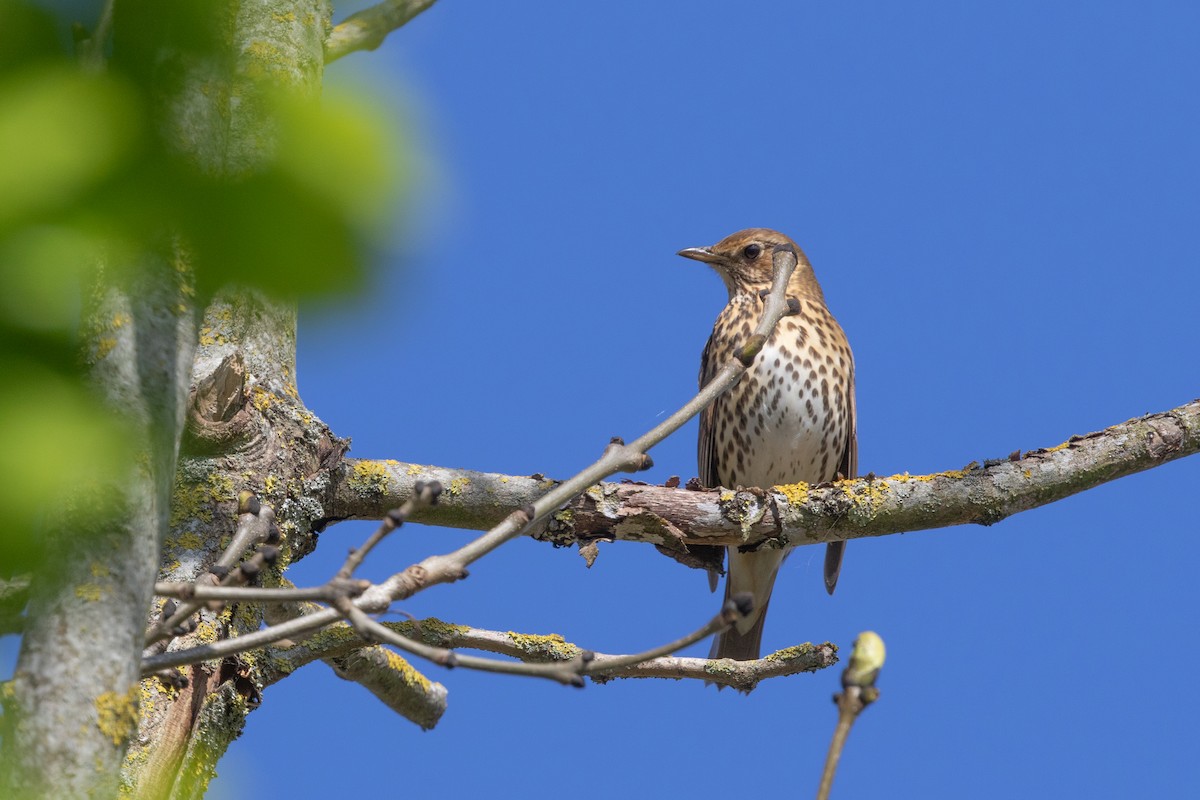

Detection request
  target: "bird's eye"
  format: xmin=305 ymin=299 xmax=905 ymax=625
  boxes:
xmin=742 ymin=243 xmax=762 ymax=260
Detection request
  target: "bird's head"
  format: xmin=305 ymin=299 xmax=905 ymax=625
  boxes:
xmin=677 ymin=228 xmax=821 ymax=300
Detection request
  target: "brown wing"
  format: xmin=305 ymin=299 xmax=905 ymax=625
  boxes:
xmin=696 ymin=330 xmax=724 ymax=589
xmin=697 ymin=330 xmax=721 ymax=490
xmin=823 ymin=358 xmax=857 ymax=594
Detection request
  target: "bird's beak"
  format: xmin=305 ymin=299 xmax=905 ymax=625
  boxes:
xmin=677 ymin=246 xmax=719 ymax=264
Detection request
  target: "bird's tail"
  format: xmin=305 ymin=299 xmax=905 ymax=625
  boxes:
xmin=709 ymin=548 xmax=785 ymax=662
xmin=824 ymin=540 xmax=846 ymax=594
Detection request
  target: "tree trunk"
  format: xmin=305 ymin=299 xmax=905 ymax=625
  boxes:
xmin=3 ymin=3 xmax=334 ymax=797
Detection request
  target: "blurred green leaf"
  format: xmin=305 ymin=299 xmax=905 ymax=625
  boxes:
xmin=0 ymin=225 xmax=101 ymax=332
xmin=0 ymin=357 xmax=131 ymax=577
xmin=0 ymin=66 xmax=139 ymax=228
xmin=275 ymin=90 xmax=409 ymax=233
xmin=0 ymin=0 xmax=61 ymax=71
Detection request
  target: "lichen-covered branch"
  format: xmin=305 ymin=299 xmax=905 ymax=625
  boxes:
xmin=325 ymin=398 xmax=1200 ymax=554
xmin=324 ymin=0 xmax=438 ymax=63
xmin=261 ymin=616 xmax=838 ymax=693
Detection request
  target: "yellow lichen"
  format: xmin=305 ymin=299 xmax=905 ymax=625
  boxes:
xmin=764 ymin=641 xmax=835 ymax=664
xmin=400 ymin=617 xmax=470 ymax=648
xmin=170 ymin=470 xmax=235 ymax=528
xmin=95 ymin=687 xmax=140 ymax=746
xmin=249 ymin=385 xmax=274 ymax=412
xmin=406 ymin=463 xmax=422 ymax=475
xmin=447 ymin=476 xmax=471 ymax=496
xmin=194 ymin=621 xmax=219 ymax=644
xmin=382 ymin=650 xmax=433 ymax=692
xmin=111 ymin=312 xmax=131 ymax=329
xmin=90 ymin=562 xmax=111 ymax=579
xmin=263 ymin=474 xmax=278 ymax=494
xmin=245 ymin=40 xmax=281 ymax=62
xmin=843 ymin=479 xmax=891 ymax=514
xmin=506 ymin=631 xmax=581 ymax=661
xmin=775 ymin=481 xmax=809 ymax=506
xmin=94 ymin=336 xmax=117 ymax=360
xmin=198 ymin=325 xmax=228 ymax=346
xmin=169 ymin=531 xmax=205 ymax=550
xmin=1045 ymin=442 xmax=1071 ymax=453
xmin=348 ymin=460 xmax=391 ymax=494
xmin=75 ymin=583 xmax=104 ymax=601
xmin=900 ymin=468 xmax=968 ymax=483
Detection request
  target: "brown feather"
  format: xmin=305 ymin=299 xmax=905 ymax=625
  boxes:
xmin=824 ymin=358 xmax=857 ymax=594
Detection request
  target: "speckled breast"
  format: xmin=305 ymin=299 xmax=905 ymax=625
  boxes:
xmin=709 ymin=295 xmax=851 ymax=490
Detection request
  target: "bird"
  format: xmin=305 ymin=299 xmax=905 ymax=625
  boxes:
xmin=679 ymin=228 xmax=857 ymax=662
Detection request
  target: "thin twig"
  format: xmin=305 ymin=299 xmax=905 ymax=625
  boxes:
xmin=325 ymin=0 xmax=439 ymax=63
xmin=153 ymin=582 xmax=364 ymax=603
xmin=144 ymin=493 xmax=275 ymax=645
xmin=337 ymin=481 xmax=442 ymax=579
xmin=584 ymin=594 xmax=753 ymax=673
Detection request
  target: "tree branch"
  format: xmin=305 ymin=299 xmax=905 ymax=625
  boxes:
xmin=325 ymin=0 xmax=439 ymax=63
xmin=325 ymin=398 xmax=1200 ymax=555
xmin=262 ymin=616 xmax=838 ymax=692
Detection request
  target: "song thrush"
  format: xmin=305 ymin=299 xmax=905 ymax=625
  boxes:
xmin=679 ymin=228 xmax=857 ymax=662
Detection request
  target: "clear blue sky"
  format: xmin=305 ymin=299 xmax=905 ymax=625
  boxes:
xmin=221 ymin=2 xmax=1195 ymax=797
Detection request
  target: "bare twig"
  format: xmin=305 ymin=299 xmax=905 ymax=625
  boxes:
xmin=585 ymin=594 xmax=753 ymax=672
xmin=325 ymin=0 xmax=439 ymax=63
xmin=144 ymin=492 xmax=276 ymax=645
xmin=818 ymin=632 xmax=886 ymax=800
xmin=153 ymin=582 xmax=364 ymax=603
xmin=337 ymin=481 xmax=442 ymax=579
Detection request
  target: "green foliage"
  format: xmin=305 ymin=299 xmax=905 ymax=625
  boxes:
xmin=0 ymin=0 xmax=408 ymax=577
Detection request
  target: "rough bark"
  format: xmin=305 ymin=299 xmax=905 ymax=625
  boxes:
xmin=5 ymin=257 xmax=197 ymax=799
